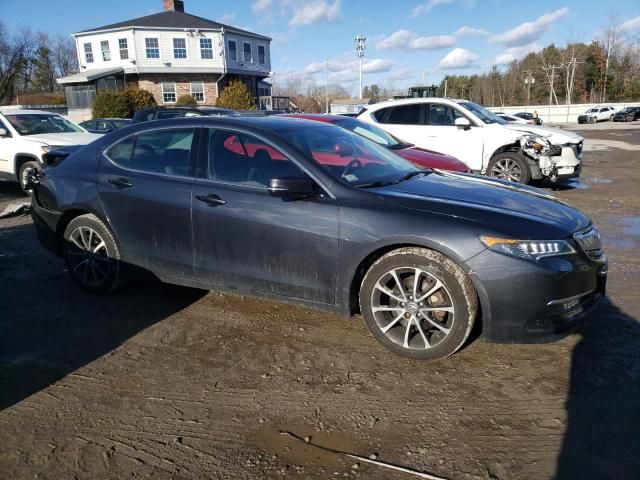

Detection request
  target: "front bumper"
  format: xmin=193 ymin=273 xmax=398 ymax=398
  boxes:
xmin=31 ymin=194 xmax=63 ymax=257
xmin=466 ymin=248 xmax=607 ymax=343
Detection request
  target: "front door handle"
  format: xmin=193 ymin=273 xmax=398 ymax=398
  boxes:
xmin=196 ymin=194 xmax=227 ymax=206
xmin=108 ymin=177 xmax=133 ymax=189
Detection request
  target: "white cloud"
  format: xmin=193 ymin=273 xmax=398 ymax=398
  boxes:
xmin=376 ymin=30 xmax=455 ymax=50
xmin=489 ymin=42 xmax=542 ymax=66
xmin=217 ymin=12 xmax=237 ymax=24
xmin=410 ymin=35 xmax=457 ymax=50
xmin=376 ymin=30 xmax=415 ymax=50
xmin=252 ymin=0 xmax=272 ymax=13
xmin=297 ymin=54 xmax=395 ymax=84
xmin=411 ymin=0 xmax=454 ymax=17
xmin=455 ymin=26 xmax=489 ymax=37
xmin=288 ymin=0 xmax=342 ymax=26
xmin=492 ymin=7 xmax=570 ymax=47
xmin=438 ymin=48 xmax=478 ymax=69
xmin=619 ymin=16 xmax=640 ymax=32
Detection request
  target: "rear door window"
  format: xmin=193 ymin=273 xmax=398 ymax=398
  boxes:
xmin=382 ymin=104 xmax=423 ymax=125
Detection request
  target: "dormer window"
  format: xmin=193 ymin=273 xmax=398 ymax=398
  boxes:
xmin=243 ymin=42 xmax=252 ymax=63
xmin=100 ymin=41 xmax=111 ymax=61
xmin=84 ymin=43 xmax=94 ymax=63
xmin=145 ymin=38 xmax=160 ymax=59
xmin=173 ymin=38 xmax=187 ymax=59
xmin=228 ymin=40 xmax=237 ymax=61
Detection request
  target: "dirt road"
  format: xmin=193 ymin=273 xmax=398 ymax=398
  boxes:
xmin=1 ymin=128 xmax=639 ymax=480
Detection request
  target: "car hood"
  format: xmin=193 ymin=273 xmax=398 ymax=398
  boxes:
xmin=504 ymin=124 xmax=583 ymax=144
xmin=23 ymin=132 xmax=102 ymax=146
xmin=370 ymin=171 xmax=590 ymax=237
xmin=398 ymin=146 xmax=469 ymax=172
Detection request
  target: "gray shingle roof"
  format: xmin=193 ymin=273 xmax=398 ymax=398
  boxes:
xmin=77 ymin=11 xmax=270 ymax=40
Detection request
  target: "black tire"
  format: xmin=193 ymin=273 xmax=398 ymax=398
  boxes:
xmin=360 ymin=248 xmax=478 ymax=360
xmin=18 ymin=160 xmax=39 ymax=194
xmin=63 ymin=214 xmax=122 ymax=293
xmin=487 ymin=152 xmax=531 ymax=184
xmin=609 ymin=114 xmax=614 ymax=121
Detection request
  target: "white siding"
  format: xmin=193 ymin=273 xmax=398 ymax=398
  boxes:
xmin=224 ymin=32 xmax=271 ymax=74
xmin=75 ymin=31 xmax=136 ymax=70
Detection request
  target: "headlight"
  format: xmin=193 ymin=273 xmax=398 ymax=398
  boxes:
xmin=521 ymin=135 xmax=550 ymax=153
xmin=41 ymin=145 xmax=51 ymax=153
xmin=480 ymin=236 xmax=576 ymax=261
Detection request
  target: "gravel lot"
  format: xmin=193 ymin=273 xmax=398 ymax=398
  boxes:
xmin=1 ymin=126 xmax=639 ymax=480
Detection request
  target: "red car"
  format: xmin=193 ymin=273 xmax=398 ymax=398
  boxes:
xmin=282 ymin=113 xmax=470 ymax=172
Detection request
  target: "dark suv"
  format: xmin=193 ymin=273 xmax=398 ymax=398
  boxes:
xmin=132 ymin=106 xmax=236 ymax=123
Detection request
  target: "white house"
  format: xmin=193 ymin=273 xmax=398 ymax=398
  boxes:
xmin=57 ymin=0 xmax=272 ymax=113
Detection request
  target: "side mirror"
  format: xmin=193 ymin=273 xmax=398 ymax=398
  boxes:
xmin=0 ymin=128 xmax=10 ymax=137
xmin=455 ymin=117 xmax=471 ymax=130
xmin=268 ymin=177 xmax=315 ymax=198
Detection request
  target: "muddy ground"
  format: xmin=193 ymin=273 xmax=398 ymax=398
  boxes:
xmin=1 ymin=126 xmax=639 ymax=480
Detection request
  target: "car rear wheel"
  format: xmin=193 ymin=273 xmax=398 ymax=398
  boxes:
xmin=487 ymin=153 xmax=531 ymax=184
xmin=18 ymin=161 xmax=39 ymax=194
xmin=360 ymin=248 xmax=478 ymax=360
xmin=63 ymin=214 xmax=122 ymax=293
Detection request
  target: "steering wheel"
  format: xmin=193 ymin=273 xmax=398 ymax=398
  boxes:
xmin=341 ymin=159 xmax=363 ymax=179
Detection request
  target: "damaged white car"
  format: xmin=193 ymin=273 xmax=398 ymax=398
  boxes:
xmin=357 ymin=98 xmax=583 ymax=184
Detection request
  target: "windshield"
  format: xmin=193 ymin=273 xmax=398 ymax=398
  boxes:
xmin=458 ymin=101 xmax=507 ymax=125
xmin=111 ymin=119 xmax=132 ymax=128
xmin=331 ymin=117 xmax=407 ymax=148
xmin=586 ymin=108 xmax=598 ymax=113
xmin=276 ymin=124 xmax=420 ymax=188
xmin=619 ymin=107 xmax=633 ymax=113
xmin=5 ymin=114 xmax=84 ymax=135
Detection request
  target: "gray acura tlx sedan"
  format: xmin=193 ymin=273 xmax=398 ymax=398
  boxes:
xmin=31 ymin=116 xmax=607 ymax=360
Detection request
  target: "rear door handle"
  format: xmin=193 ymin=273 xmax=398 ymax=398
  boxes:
xmin=108 ymin=177 xmax=133 ymax=189
xmin=196 ymin=194 xmax=227 ymax=206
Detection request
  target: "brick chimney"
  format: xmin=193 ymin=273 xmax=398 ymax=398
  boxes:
xmin=163 ymin=0 xmax=184 ymax=12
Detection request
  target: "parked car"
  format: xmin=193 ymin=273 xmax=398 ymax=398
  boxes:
xmin=514 ymin=112 xmax=543 ymax=125
xmin=611 ymin=106 xmax=640 ymax=122
xmin=0 ymin=109 xmax=101 ymax=192
xmin=31 ymin=116 xmax=607 ymax=360
xmin=357 ymin=98 xmax=583 ymax=184
xmin=282 ymin=113 xmax=470 ymax=172
xmin=495 ymin=112 xmax=534 ymax=125
xmin=132 ymin=106 xmax=236 ymax=123
xmin=577 ymin=106 xmax=615 ymax=124
xmin=80 ymin=118 xmax=132 ymax=133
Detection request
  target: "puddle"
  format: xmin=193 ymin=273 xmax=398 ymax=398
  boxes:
xmin=602 ymin=235 xmax=639 ymax=250
xmin=256 ymin=426 xmax=363 ymax=469
xmin=623 ymin=217 xmax=640 ymax=236
xmin=562 ymin=179 xmax=589 ymax=190
xmin=585 ymin=177 xmax=614 ymax=185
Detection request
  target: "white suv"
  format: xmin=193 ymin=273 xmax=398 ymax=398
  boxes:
xmin=358 ymin=98 xmax=583 ymax=184
xmin=0 ymin=109 xmax=101 ymax=192
xmin=577 ymin=106 xmax=615 ymax=124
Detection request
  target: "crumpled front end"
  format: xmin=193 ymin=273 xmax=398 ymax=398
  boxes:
xmin=519 ymin=135 xmax=583 ymax=181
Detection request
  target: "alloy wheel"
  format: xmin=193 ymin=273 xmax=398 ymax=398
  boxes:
xmin=370 ymin=267 xmax=454 ymax=350
xmin=490 ymin=158 xmax=522 ymax=182
xmin=66 ymin=226 xmax=113 ymax=287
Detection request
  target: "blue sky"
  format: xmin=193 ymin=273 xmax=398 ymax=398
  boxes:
xmin=3 ymin=0 xmax=640 ymax=94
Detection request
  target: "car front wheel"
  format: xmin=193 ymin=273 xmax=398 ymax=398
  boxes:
xmin=487 ymin=152 xmax=531 ymax=184
xmin=63 ymin=214 xmax=122 ymax=293
xmin=19 ymin=161 xmax=39 ymax=194
xmin=360 ymin=248 xmax=478 ymax=360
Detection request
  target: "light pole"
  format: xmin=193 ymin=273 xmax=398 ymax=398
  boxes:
xmin=355 ymin=35 xmax=366 ymax=99
xmin=524 ymin=71 xmax=534 ymax=107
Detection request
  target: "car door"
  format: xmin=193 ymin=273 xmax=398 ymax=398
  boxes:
xmin=0 ymin=117 xmax=15 ymax=167
xmin=191 ymin=128 xmax=340 ymax=304
xmin=374 ymin=103 xmax=431 ymax=147
xmin=420 ymin=103 xmax=485 ymax=171
xmin=97 ymin=127 xmax=197 ymax=279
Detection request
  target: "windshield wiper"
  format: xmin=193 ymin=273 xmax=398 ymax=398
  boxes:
xmin=356 ymin=170 xmax=428 ymax=189
xmin=395 ymin=170 xmax=429 ymax=183
xmin=389 ymin=142 xmax=413 ymax=149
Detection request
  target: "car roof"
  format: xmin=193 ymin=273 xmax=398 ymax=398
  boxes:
xmin=282 ymin=113 xmax=344 ymax=123
xmin=0 ymin=109 xmax=61 ymax=115
xmin=364 ymin=97 xmax=468 ymax=111
xmin=136 ymin=115 xmax=337 ymax=132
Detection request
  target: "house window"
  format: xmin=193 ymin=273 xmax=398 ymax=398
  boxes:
xmin=228 ymin=40 xmax=237 ymax=61
xmin=119 ymin=38 xmax=128 ymax=60
xmin=146 ymin=38 xmax=160 ymax=59
xmin=100 ymin=41 xmax=111 ymax=61
xmin=162 ymin=82 xmax=176 ymax=103
xmin=243 ymin=42 xmax=252 ymax=63
xmin=84 ymin=43 xmax=94 ymax=63
xmin=190 ymin=82 xmax=205 ymax=102
xmin=258 ymin=45 xmax=266 ymax=65
xmin=200 ymin=38 xmax=213 ymax=59
xmin=173 ymin=38 xmax=187 ymax=59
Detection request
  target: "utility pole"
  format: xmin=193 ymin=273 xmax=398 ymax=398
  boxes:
xmin=325 ymin=58 xmax=329 ymax=113
xmin=443 ymin=78 xmax=448 ymax=97
xmin=602 ymin=31 xmax=613 ymax=103
xmin=523 ymin=70 xmax=534 ymax=106
xmin=355 ymin=35 xmax=366 ymax=100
